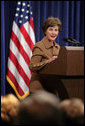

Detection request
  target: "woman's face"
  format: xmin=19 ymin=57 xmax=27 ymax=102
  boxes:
xmin=45 ymin=25 xmax=59 ymax=42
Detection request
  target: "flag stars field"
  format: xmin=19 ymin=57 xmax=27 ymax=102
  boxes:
xmin=14 ymin=1 xmax=33 ymax=26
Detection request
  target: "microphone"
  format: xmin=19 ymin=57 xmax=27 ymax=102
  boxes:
xmin=68 ymin=37 xmax=80 ymax=44
xmin=63 ymin=37 xmax=80 ymax=45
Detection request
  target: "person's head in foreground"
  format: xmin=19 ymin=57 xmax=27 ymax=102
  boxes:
xmin=59 ymin=98 xmax=84 ymax=125
xmin=1 ymin=94 xmax=20 ymax=125
xmin=13 ymin=90 xmax=65 ymax=125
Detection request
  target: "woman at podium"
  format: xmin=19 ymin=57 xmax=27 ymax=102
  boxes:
xmin=29 ymin=17 xmax=62 ymax=94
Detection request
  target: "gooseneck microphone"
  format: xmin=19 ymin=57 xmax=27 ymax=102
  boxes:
xmin=63 ymin=37 xmax=80 ymax=45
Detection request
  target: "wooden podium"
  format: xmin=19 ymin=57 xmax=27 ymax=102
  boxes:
xmin=38 ymin=46 xmax=84 ymax=101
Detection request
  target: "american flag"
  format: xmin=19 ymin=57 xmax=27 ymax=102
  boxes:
xmin=6 ymin=1 xmax=35 ymax=100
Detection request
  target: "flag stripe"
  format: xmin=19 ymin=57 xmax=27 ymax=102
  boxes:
xmin=12 ymin=21 xmax=32 ymax=59
xmin=7 ymin=68 xmax=24 ymax=96
xmin=20 ymin=25 xmax=34 ymax=50
xmin=23 ymin=21 xmax=35 ymax=45
xmin=9 ymin=39 xmax=31 ymax=79
xmin=8 ymin=49 xmax=30 ymax=86
xmin=29 ymin=18 xmax=35 ymax=31
xmin=11 ymin=31 xmax=31 ymax=65
xmin=8 ymin=58 xmax=29 ymax=93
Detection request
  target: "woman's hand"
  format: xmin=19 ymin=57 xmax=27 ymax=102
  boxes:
xmin=47 ymin=56 xmax=58 ymax=63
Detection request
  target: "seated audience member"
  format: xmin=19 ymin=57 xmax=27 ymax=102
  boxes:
xmin=13 ymin=90 xmax=65 ymax=125
xmin=1 ymin=94 xmax=20 ymax=125
xmin=59 ymin=98 xmax=84 ymax=125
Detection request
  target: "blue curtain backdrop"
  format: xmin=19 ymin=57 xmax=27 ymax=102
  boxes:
xmin=1 ymin=1 xmax=84 ymax=96
xmin=1 ymin=1 xmax=6 ymax=95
